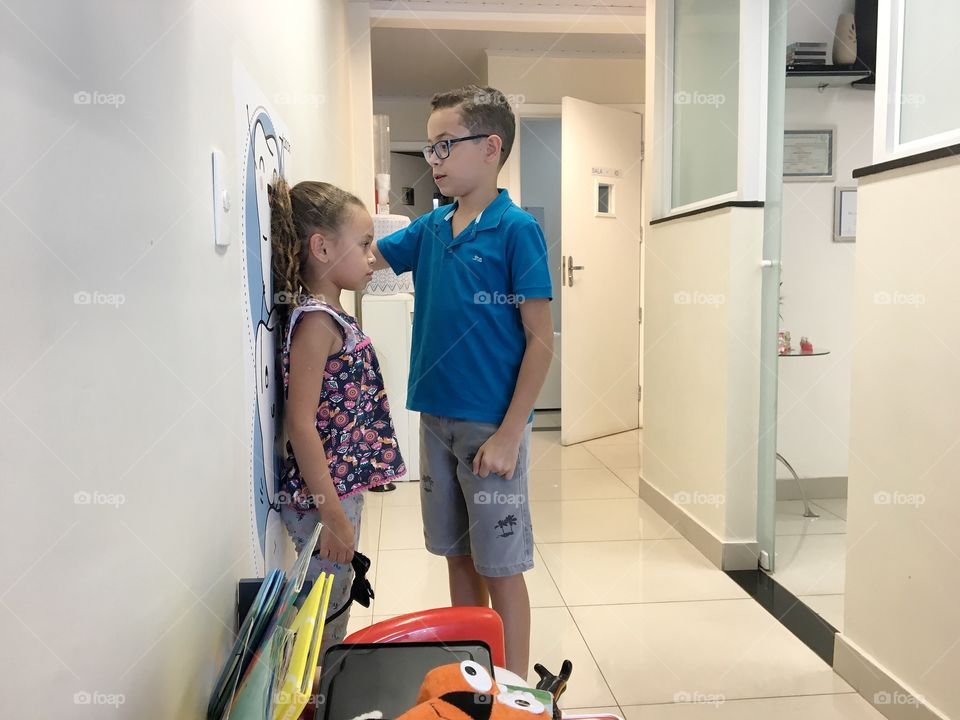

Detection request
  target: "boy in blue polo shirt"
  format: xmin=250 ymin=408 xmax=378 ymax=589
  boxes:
xmin=373 ymin=86 xmax=553 ymax=676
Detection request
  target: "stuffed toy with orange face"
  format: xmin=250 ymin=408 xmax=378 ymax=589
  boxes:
xmin=349 ymin=661 xmax=550 ymax=720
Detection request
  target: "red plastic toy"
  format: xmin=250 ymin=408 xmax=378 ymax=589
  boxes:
xmin=343 ymin=606 xmax=507 ymax=670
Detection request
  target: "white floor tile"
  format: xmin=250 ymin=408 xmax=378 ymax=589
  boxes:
xmin=529 ymin=607 xmax=617 ymax=708
xmin=372 ymin=547 xmax=564 ymax=617
xmin=583 ymin=429 xmax=640 ymax=447
xmin=378 ymin=481 xmax=422 ymax=507
xmin=531 ymin=499 xmax=681 ymax=543
xmin=812 ymin=498 xmax=847 ymax=520
xmin=620 ymin=692 xmax=884 ymax=719
xmin=345 ymin=613 xmax=374 ymax=638
xmin=530 ymin=436 xmax=606 ymax=470
xmin=772 ymin=534 xmax=848 ymax=596
xmin=379 ymin=503 xmax=425 ymax=551
xmin=529 ymin=546 xmax=567 ymax=607
xmin=572 ymin=600 xmax=851 ymax=706
xmin=584 ymin=443 xmax=641 ymax=470
xmin=538 ymin=539 xmax=748 ymax=606
xmin=358 ymin=495 xmax=382 ymax=557
xmin=561 ymin=708 xmax=624 ymax=719
xmin=528 ymin=467 xmax=639 ymax=502
xmin=775 ymin=500 xmax=847 ymax=536
xmin=610 ymin=467 xmax=641 ymax=495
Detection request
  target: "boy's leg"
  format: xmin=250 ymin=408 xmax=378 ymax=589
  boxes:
xmin=419 ymin=415 xmax=485 ymax=605
xmin=446 ymin=554 xmax=489 ymax=607
xmin=485 ymin=573 xmax=531 ymax=677
xmin=452 ymin=419 xmax=535 ymax=678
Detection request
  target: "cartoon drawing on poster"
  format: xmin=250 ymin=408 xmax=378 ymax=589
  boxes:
xmin=236 ymin=63 xmax=291 ymax=573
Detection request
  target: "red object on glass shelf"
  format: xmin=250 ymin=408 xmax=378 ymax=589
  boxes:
xmin=800 ymin=336 xmax=814 ymax=353
xmin=342 ymin=606 xmax=507 ymax=669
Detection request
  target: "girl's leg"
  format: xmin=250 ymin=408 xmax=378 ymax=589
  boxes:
xmin=279 ymin=494 xmax=364 ymax=656
xmin=316 ymin=492 xmax=364 ymax=652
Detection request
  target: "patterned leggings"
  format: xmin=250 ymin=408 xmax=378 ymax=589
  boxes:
xmin=279 ymin=492 xmax=365 ymax=663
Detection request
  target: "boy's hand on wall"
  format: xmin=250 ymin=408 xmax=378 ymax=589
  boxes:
xmin=473 ymin=430 xmax=522 ymax=480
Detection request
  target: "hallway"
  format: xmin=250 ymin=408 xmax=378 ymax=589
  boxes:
xmin=347 ymin=429 xmax=885 ymax=717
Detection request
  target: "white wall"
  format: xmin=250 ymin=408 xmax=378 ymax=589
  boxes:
xmin=487 ymin=54 xmax=644 ymax=105
xmin=0 ymin=1 xmax=372 ymax=717
xmin=776 ymin=0 xmax=872 ymax=484
xmin=786 ymin=0 xmax=855 ymax=52
xmin=374 ymin=96 xmax=435 ymax=144
xmin=838 ymin=156 xmax=960 ymax=720
xmin=642 ymin=208 xmax=763 ymax=547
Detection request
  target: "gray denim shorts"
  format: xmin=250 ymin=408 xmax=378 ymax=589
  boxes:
xmin=419 ymin=413 xmax=534 ymax=578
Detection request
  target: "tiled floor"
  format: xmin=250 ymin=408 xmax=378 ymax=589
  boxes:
xmin=772 ymin=498 xmax=849 ymax=631
xmin=346 ymin=430 xmax=882 ymax=718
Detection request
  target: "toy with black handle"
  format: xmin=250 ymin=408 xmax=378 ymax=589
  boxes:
xmin=534 ymin=660 xmax=573 ymax=720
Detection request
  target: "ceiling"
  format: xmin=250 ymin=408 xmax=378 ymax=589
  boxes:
xmin=370 ymin=26 xmax=646 ymax=97
xmin=367 ymin=0 xmax=646 ymax=12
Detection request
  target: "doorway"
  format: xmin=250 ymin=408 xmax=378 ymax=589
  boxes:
xmin=516 ymin=101 xmax=643 ymax=444
xmin=520 ymin=116 xmax=562 ymax=425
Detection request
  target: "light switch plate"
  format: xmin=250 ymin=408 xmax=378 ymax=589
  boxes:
xmin=211 ymin=149 xmax=231 ymax=247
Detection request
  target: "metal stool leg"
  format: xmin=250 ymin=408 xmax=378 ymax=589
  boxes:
xmin=776 ymin=452 xmax=819 ymax=518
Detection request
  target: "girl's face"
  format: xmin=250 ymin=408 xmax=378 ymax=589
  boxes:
xmin=318 ymin=205 xmax=375 ymax=292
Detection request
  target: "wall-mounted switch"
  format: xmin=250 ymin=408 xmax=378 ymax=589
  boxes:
xmin=211 ymin=149 xmax=231 ymax=247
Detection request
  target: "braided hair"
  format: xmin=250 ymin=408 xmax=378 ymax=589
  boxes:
xmin=268 ymin=177 xmax=364 ymax=314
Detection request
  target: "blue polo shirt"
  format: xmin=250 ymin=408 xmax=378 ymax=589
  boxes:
xmin=377 ymin=188 xmax=553 ymax=425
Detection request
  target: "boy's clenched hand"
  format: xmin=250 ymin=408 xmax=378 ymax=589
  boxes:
xmin=472 ymin=429 xmax=523 ymax=480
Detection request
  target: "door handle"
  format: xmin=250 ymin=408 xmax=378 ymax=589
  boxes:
xmin=561 ymin=255 xmax=566 ymax=287
xmin=567 ymin=255 xmax=585 ymax=286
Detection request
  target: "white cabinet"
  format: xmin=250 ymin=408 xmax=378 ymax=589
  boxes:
xmin=361 ymin=292 xmax=419 ymax=481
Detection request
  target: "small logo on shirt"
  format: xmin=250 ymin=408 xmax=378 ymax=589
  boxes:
xmin=472 ymin=255 xmax=483 ymax=263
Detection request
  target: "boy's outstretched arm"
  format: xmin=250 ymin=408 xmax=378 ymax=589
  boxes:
xmin=472 ymin=298 xmax=554 ymax=480
xmin=371 ymin=240 xmax=391 ymax=271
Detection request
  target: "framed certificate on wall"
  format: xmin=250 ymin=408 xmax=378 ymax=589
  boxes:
xmin=784 ymin=129 xmax=835 ymax=181
xmin=834 ymin=186 xmax=857 ymax=242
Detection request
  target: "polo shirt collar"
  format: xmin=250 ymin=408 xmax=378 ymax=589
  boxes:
xmin=436 ymin=188 xmax=512 ymax=247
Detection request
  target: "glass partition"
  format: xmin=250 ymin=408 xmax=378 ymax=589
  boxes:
xmin=671 ymin=0 xmax=740 ymax=208
xmin=899 ymin=1 xmax=960 ymax=144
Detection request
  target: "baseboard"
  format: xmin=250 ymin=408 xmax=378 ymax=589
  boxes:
xmin=638 ymin=474 xmax=759 ymax=571
xmin=776 ymin=475 xmax=847 ymax=501
xmin=532 ymin=409 xmax=560 ymax=431
xmin=833 ymin=633 xmax=948 ymax=720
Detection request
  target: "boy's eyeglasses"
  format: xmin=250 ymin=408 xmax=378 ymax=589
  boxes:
xmin=421 ymin=134 xmax=491 ymax=161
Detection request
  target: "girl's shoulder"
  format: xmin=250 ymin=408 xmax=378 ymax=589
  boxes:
xmin=286 ymin=299 xmax=358 ymax=354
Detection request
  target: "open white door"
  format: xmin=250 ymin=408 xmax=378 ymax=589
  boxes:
xmin=560 ymin=97 xmax=643 ymax=445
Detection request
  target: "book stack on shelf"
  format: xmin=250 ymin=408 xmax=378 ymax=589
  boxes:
xmin=787 ymin=42 xmax=828 ymax=65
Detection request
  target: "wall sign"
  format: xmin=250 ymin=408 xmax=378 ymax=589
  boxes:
xmin=591 ymin=166 xmax=622 ymax=178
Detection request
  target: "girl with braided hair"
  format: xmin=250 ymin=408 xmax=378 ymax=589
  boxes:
xmin=269 ymin=178 xmax=406 ymax=652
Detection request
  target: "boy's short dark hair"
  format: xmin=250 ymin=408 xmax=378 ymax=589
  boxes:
xmin=430 ymin=86 xmax=516 ymax=168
